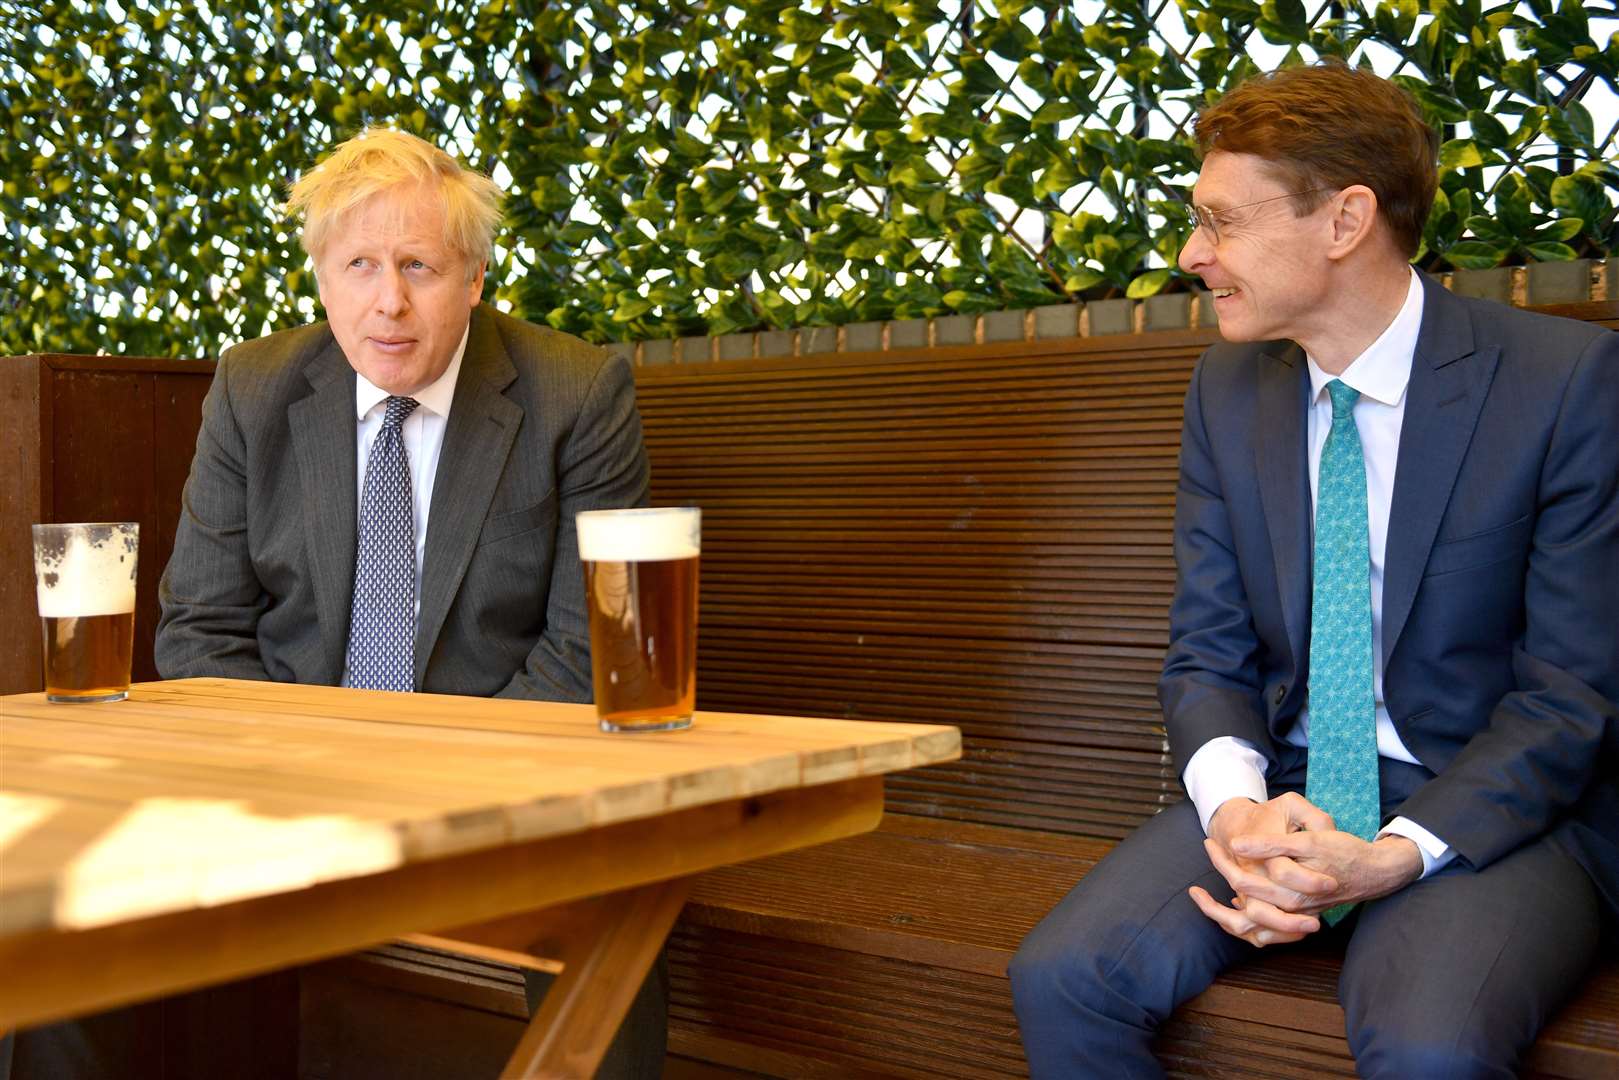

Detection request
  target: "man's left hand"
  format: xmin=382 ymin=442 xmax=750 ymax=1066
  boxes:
xmin=1220 ymin=830 xmax=1424 ymax=913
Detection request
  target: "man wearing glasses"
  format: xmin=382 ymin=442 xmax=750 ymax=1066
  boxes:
xmin=1011 ymin=61 xmax=1618 ymax=1077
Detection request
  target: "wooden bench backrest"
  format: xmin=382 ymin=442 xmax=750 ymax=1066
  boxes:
xmin=636 ymin=329 xmax=1218 ymax=841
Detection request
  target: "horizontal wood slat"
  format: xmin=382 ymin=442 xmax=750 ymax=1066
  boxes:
xmin=670 ymin=817 xmax=1619 ymax=1078
xmin=637 ymin=343 xmax=1200 ymax=837
xmin=645 ymin=320 xmax=1618 ymax=1078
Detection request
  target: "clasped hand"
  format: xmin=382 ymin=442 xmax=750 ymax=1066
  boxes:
xmin=1187 ymin=792 xmax=1423 ymax=948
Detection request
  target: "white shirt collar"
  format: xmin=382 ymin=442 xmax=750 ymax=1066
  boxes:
xmin=353 ymin=322 xmax=470 ymax=420
xmin=1305 ymin=267 xmax=1423 ymax=409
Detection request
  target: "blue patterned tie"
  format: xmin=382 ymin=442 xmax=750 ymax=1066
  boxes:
xmin=1305 ymin=380 xmax=1380 ymax=925
xmin=346 ymin=396 xmax=420 ymax=692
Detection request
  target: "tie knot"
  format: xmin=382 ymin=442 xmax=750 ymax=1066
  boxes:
xmin=383 ymin=396 xmax=419 ymax=429
xmin=1326 ymin=379 xmax=1359 ymax=420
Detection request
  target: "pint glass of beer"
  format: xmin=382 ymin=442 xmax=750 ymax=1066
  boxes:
xmin=576 ymin=507 xmax=699 ymax=732
xmin=32 ymin=522 xmax=139 ymax=703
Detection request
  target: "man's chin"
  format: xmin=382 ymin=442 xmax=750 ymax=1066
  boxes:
xmin=349 ymin=351 xmax=429 ymax=396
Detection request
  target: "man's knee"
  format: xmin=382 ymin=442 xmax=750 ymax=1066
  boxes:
xmin=1009 ymin=933 xmax=1081 ymax=1018
xmin=1353 ymin=1023 xmax=1514 ymax=1080
xmin=1009 ymin=913 xmax=1129 ymax=1027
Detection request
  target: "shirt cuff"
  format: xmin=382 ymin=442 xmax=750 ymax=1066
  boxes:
xmin=1182 ymin=737 xmax=1270 ymax=835
xmin=1377 ymin=817 xmax=1457 ymax=878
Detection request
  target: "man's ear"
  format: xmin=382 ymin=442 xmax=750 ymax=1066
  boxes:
xmin=1326 ymin=185 xmax=1379 ymax=260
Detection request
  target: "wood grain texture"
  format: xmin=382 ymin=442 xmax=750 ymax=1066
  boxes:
xmin=0 ymin=678 xmax=955 ymax=935
xmin=0 ymin=356 xmax=46 ymax=695
xmin=668 ymin=815 xmax=1619 ymax=1079
xmin=504 ymin=879 xmax=690 ymax=1078
xmin=0 ymin=354 xmax=218 ymax=693
xmin=639 ymin=319 xmax=1618 ymax=1079
xmin=0 ymin=772 xmax=887 ymax=1031
xmin=634 ymin=339 xmax=1200 ymax=838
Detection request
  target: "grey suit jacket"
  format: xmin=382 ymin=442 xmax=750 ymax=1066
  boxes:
xmin=1159 ymin=275 xmax=1619 ymax=914
xmin=156 ymin=305 xmax=650 ymax=701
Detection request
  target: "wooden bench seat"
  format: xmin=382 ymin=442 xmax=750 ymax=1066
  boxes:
xmin=625 ymin=314 xmax=1619 ymax=1078
xmin=671 ymin=815 xmax=1619 ymax=1079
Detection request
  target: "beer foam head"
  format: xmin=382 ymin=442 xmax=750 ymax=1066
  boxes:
xmin=576 ymin=507 xmax=700 ymax=562
xmin=33 ymin=524 xmax=139 ymax=618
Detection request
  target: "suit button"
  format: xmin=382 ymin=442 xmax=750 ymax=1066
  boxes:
xmin=1274 ymin=685 xmax=1287 ymax=706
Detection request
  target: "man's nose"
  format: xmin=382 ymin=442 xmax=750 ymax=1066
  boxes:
xmin=375 ymin=267 xmax=409 ymax=317
xmin=1178 ymin=226 xmax=1213 ymax=275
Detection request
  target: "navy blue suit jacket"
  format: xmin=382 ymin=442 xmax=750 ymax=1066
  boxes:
xmin=1158 ymin=274 xmax=1619 ymax=915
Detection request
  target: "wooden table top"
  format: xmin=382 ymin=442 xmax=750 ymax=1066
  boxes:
xmin=0 ymin=678 xmax=960 ymax=937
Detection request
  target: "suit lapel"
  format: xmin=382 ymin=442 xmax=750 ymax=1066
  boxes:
xmin=288 ymin=335 xmax=359 ymax=683
xmin=1381 ymin=276 xmax=1499 ymax=667
xmin=1255 ymin=342 xmax=1313 ymax=673
xmin=415 ymin=309 xmax=523 ymax=684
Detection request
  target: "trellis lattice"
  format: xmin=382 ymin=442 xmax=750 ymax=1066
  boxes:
xmin=3 ymin=0 xmax=1616 ymax=355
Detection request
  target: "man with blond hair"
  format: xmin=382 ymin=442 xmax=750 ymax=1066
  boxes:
xmin=157 ymin=127 xmax=650 ymax=706
xmin=13 ymin=129 xmax=662 ymax=1077
xmin=1011 ymin=63 xmax=1617 ymax=1077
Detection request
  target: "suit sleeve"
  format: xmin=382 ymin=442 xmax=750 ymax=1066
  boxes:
xmin=154 ymin=351 xmax=273 ymax=681
xmin=496 ymin=353 xmax=650 ymax=701
xmin=1160 ymin=353 xmax=1278 ymax=778
xmin=1395 ymin=330 xmax=1619 ymax=869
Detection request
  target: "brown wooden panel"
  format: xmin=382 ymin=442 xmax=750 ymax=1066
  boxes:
xmin=638 ymin=342 xmax=1201 ymax=838
xmin=49 ymin=368 xmax=163 ymax=682
xmin=0 ymin=357 xmax=46 ymax=694
xmin=152 ymin=369 xmax=217 ymax=678
xmin=669 ymin=924 xmax=1028 ymax=1079
xmin=673 ymin=818 xmax=1619 ymax=1079
xmin=0 ymin=357 xmax=216 ymax=691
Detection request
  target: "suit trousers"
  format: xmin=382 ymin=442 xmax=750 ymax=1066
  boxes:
xmin=1009 ymin=746 xmax=1602 ymax=1079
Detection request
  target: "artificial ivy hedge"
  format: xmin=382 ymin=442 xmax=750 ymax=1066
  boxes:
xmin=4 ymin=0 xmax=1616 ymax=356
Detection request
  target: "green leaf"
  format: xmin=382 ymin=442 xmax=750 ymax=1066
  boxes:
xmin=1031 ymin=100 xmax=1082 ymax=127
xmin=1534 ymin=218 xmax=1585 ymax=243
xmin=1550 ymin=172 xmax=1611 ymax=234
xmin=1061 ymin=267 xmax=1104 ymax=293
xmin=612 ymin=296 xmax=653 ymax=321
xmin=1438 ymin=139 xmax=1484 ymax=172
xmin=1524 ymin=241 xmax=1578 ymax=262
xmin=1466 ymin=110 xmax=1510 ymax=148
xmin=942 ymin=289 xmax=1000 ymax=312
xmin=1125 ymin=269 xmax=1172 ymax=299
xmin=1463 ymin=214 xmax=1512 ymax=244
xmin=1395 ymin=78 xmax=1468 ymax=123
xmin=845 ymin=236 xmax=888 ymax=259
xmin=1494 ymin=176 xmax=1539 ymax=236
xmin=1499 ymin=59 xmax=1540 ymax=99
xmin=1443 ymin=240 xmax=1508 ymax=269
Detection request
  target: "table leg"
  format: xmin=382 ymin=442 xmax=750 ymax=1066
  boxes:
xmin=412 ymin=876 xmax=693 ymax=1079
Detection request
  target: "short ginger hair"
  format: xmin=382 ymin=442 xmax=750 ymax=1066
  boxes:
xmin=285 ymin=128 xmax=505 ymax=275
xmin=1193 ymin=62 xmax=1439 ymax=257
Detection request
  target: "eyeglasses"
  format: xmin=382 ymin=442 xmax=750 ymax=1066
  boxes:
xmin=1182 ymin=188 xmax=1335 ymax=244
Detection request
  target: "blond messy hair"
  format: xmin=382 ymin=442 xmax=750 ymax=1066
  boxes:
xmin=285 ymin=128 xmax=505 ymax=278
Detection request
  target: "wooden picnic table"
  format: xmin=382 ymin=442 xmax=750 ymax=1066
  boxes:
xmin=0 ymin=677 xmax=960 ymax=1077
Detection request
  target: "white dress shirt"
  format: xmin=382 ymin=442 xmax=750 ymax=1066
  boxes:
xmin=341 ymin=325 xmax=468 ymax=685
xmin=1181 ymin=268 xmax=1456 ymax=876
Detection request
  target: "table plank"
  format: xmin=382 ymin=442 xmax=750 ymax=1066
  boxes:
xmin=0 ymin=776 xmax=886 ymax=1031
xmin=0 ymin=679 xmax=960 ymax=936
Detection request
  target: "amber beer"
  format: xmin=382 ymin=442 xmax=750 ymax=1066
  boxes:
xmin=577 ymin=507 xmax=700 ymax=732
xmin=32 ymin=522 xmax=139 ymax=703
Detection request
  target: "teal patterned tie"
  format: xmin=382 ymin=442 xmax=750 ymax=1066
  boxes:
xmin=1305 ymin=380 xmax=1380 ymax=926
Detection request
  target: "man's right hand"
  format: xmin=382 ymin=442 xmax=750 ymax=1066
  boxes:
xmin=1188 ymin=793 xmax=1340 ymax=947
